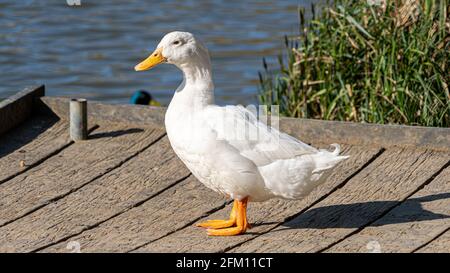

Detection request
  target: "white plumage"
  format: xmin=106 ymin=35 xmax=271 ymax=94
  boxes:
xmin=135 ymin=31 xmax=349 ymax=235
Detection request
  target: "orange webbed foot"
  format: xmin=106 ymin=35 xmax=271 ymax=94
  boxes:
xmin=197 ymin=198 xmax=249 ymax=236
xmin=207 ymin=225 xmax=246 ymax=236
xmin=195 ymin=219 xmax=236 ymax=229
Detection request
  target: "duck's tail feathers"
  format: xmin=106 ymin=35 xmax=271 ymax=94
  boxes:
xmin=313 ymin=144 xmax=349 ymax=174
xmin=330 ymin=143 xmax=342 ymax=156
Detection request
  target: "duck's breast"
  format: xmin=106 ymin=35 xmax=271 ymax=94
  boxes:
xmin=165 ymin=109 xmax=271 ymax=201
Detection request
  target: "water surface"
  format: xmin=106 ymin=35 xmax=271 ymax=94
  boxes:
xmin=0 ymin=0 xmax=313 ymax=105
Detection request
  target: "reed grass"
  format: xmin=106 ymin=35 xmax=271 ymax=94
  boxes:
xmin=259 ymin=0 xmax=449 ymax=127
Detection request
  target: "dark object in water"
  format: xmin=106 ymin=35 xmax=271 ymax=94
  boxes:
xmin=130 ymin=90 xmax=160 ymax=106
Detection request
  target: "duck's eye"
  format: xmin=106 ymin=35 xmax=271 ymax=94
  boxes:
xmin=172 ymin=41 xmax=180 ymax=45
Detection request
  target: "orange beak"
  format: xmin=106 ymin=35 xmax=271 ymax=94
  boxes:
xmin=134 ymin=47 xmax=166 ymax=71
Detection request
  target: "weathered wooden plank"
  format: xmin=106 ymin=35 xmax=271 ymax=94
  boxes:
xmin=0 ymin=117 xmax=71 ymax=183
xmin=40 ymin=176 xmax=226 ymax=253
xmin=133 ymin=145 xmax=382 ymax=252
xmin=325 ymin=165 xmax=450 ymax=253
xmin=0 ymin=86 xmax=45 ymax=136
xmin=416 ymin=229 xmax=450 ymax=253
xmin=39 ymin=97 xmax=450 ymax=152
xmin=39 ymin=97 xmax=165 ymax=129
xmin=230 ymin=148 xmax=449 ymax=253
xmin=0 ymin=124 xmax=164 ymax=227
xmin=0 ymin=136 xmax=191 ymax=252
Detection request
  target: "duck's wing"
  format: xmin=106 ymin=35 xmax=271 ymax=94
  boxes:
xmin=203 ymin=105 xmax=318 ymax=166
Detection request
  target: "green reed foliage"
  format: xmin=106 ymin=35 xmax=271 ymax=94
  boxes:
xmin=259 ymin=0 xmax=449 ymax=127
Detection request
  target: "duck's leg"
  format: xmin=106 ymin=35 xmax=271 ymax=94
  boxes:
xmin=195 ymin=200 xmax=238 ymax=229
xmin=207 ymin=197 xmax=249 ymax=236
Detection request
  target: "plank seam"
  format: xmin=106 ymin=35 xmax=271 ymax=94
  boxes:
xmin=0 ymin=125 xmax=100 ymax=186
xmin=0 ymin=130 xmax=166 ymax=230
xmin=412 ymin=226 xmax=450 ymax=253
xmin=32 ymin=173 xmax=192 ymax=253
xmin=317 ymin=159 xmax=450 ymax=253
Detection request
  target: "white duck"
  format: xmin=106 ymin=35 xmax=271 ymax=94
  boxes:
xmin=135 ymin=31 xmax=349 ymax=236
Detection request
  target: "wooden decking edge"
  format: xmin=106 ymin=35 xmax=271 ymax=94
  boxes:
xmin=281 ymin=118 xmax=450 ymax=152
xmin=38 ymin=96 xmax=450 ymax=151
xmin=0 ymin=85 xmax=45 ymax=136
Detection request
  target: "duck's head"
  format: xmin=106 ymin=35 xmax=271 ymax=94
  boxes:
xmin=134 ymin=31 xmax=210 ymax=72
xmin=130 ymin=90 xmax=161 ymax=106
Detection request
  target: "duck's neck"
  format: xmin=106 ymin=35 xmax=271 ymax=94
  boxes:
xmin=171 ymin=58 xmax=215 ymax=110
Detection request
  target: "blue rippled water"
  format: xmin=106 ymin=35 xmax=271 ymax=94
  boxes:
xmin=0 ymin=0 xmax=313 ymax=105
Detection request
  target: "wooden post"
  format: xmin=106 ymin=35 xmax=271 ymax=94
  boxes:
xmin=70 ymin=98 xmax=87 ymax=141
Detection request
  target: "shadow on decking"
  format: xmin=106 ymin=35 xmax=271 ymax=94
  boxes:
xmin=89 ymin=128 xmax=144 ymax=139
xmin=264 ymin=193 xmax=450 ymax=231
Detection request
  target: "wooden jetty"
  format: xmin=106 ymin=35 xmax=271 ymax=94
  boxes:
xmin=0 ymin=85 xmax=449 ymax=253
